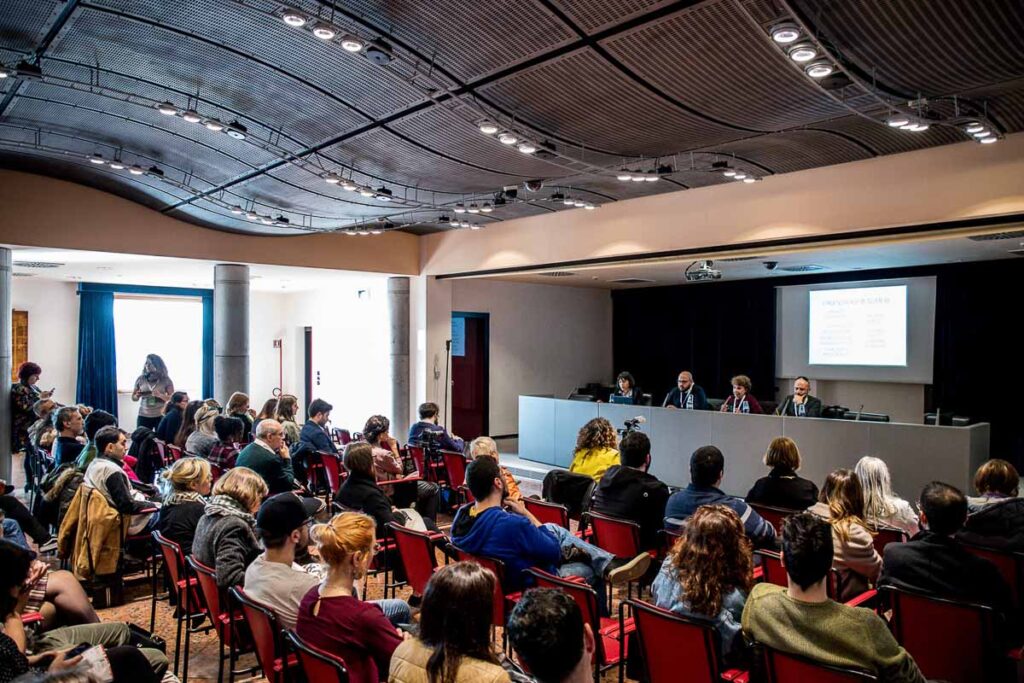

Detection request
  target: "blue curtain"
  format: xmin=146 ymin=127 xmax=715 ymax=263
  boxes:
xmin=76 ymin=287 xmax=118 ymax=416
xmin=202 ymin=296 xmax=213 ymax=399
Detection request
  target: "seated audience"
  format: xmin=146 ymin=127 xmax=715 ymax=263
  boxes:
xmin=612 ymin=371 xmax=642 ymax=405
xmin=746 ymin=436 xmax=819 ymax=510
xmin=662 ymin=370 xmax=708 ymax=410
xmin=244 ymin=492 xmax=324 ymax=630
xmin=881 ymin=481 xmax=1018 ymax=646
xmin=407 ymin=401 xmax=465 ymax=453
xmin=0 ymin=481 xmax=52 ymax=550
xmin=296 ymin=512 xmax=409 ymax=683
xmin=469 ymin=436 xmax=521 ymax=501
xmin=664 ymin=446 xmax=776 ymax=549
xmin=173 ymin=400 xmax=203 ymax=449
xmin=568 ymin=417 xmax=619 ymax=482
xmin=28 ymin=398 xmax=57 ymax=454
xmin=807 ymin=469 xmax=881 ymax=601
xmin=742 ymin=513 xmax=925 ymax=682
xmin=154 ymin=457 xmax=211 ymax=555
xmin=192 ymin=466 xmax=267 ymax=589
xmin=960 ymin=458 xmax=1024 ymax=550
xmin=252 ymin=397 xmax=279 ymax=436
xmin=390 ymin=561 xmax=510 ymax=683
xmin=208 ymin=416 xmax=244 ymax=472
xmin=225 ymin=391 xmax=255 ymax=442
xmin=652 ymin=504 xmax=753 ymax=667
xmin=236 ymin=419 xmax=295 ymax=495
xmin=364 ymin=415 xmax=439 ymax=521
xmin=185 ymin=403 xmax=220 ymax=458
xmin=775 ymin=376 xmax=822 ymax=417
xmin=50 ymin=407 xmax=84 ymax=469
xmin=82 ymin=426 xmax=158 ymax=536
xmin=507 ymin=588 xmax=593 ymax=683
xmin=74 ymin=410 xmax=118 ymax=471
xmin=451 ymin=457 xmax=650 ymax=593
xmin=299 ymin=398 xmax=338 ymax=454
xmin=0 ymin=538 xmax=98 ymax=629
xmin=855 ymin=456 xmax=919 ymax=535
xmin=275 ymin=394 xmax=301 ymax=445
xmin=154 ymin=391 xmax=189 ymax=444
xmin=590 ymin=431 xmax=669 ymax=550
xmin=720 ymin=375 xmax=763 ymax=414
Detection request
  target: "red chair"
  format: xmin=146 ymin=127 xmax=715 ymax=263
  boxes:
xmin=389 ymin=522 xmax=440 ymax=596
xmin=524 ymin=498 xmax=571 ymax=529
xmin=762 ymin=645 xmax=876 ymax=681
xmin=441 ymin=450 xmax=470 ymax=507
xmin=753 ymin=550 xmax=875 ymax=607
xmin=747 ymin=503 xmax=801 ymax=534
xmin=209 ymin=462 xmax=224 ymax=484
xmin=629 ymin=599 xmax=748 ymax=683
xmin=961 ymin=542 xmax=1024 ymax=609
xmin=230 ymin=587 xmax=296 ymax=683
xmin=407 ymin=445 xmax=446 ymax=483
xmin=659 ymin=527 xmax=683 ymax=557
xmin=586 ymin=511 xmax=654 ymax=601
xmin=331 ymin=428 xmax=352 ymax=446
xmin=153 ymin=438 xmax=171 ymax=468
xmin=868 ymin=525 xmax=908 ymax=557
xmin=453 ymin=547 xmax=521 ymax=634
xmin=285 ymin=629 xmax=349 ymax=682
xmin=186 ymin=556 xmax=256 ymax=683
xmin=527 ymin=568 xmax=635 ymax=682
xmin=153 ymin=532 xmax=207 ymax=680
xmin=166 ymin=443 xmax=183 ymax=462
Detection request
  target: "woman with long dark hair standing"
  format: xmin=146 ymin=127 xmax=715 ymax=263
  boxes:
xmin=131 ymin=354 xmax=173 ymax=429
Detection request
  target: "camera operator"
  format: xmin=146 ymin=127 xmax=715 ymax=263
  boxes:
xmin=407 ymin=402 xmax=465 ymax=454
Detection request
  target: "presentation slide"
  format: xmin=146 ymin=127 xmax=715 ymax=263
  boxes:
xmin=808 ymin=285 xmax=907 ymax=366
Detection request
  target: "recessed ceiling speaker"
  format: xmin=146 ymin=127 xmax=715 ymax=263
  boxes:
xmin=523 ymin=179 xmax=544 ymax=192
xmin=364 ymin=40 xmax=394 ymax=66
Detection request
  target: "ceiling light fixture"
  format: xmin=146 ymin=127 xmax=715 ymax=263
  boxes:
xmin=886 ymin=114 xmax=911 ymax=127
xmin=734 ymin=173 xmax=747 ymax=180
xmin=260 ymin=216 xmax=274 ymax=224
xmin=323 ymin=172 xmax=341 ymax=184
xmin=156 ymin=101 xmax=178 ymax=115
xmin=454 ymin=203 xmax=466 ymax=214
xmin=470 ymin=225 xmax=481 ymax=230
xmin=281 ymin=9 xmax=307 ymax=27
xmin=644 ymin=171 xmax=658 ymax=182
xmin=630 ymin=174 xmax=646 ymax=182
xmin=375 ymin=187 xmax=392 ymax=201
xmin=478 ymin=120 xmax=499 ymax=135
xmin=805 ymin=61 xmax=834 ymax=78
xmin=109 ymin=159 xmax=125 ymax=170
xmin=481 ymin=202 xmax=493 ymax=213
xmin=965 ymin=122 xmax=985 ymax=134
xmin=312 ymin=24 xmax=336 ymax=40
xmin=979 ymin=135 xmax=998 ymax=144
xmin=584 ymin=203 xmax=596 ymax=210
xmin=909 ymin=122 xmax=929 ymax=132
xmin=447 ymin=217 xmax=459 ymax=227
xmin=573 ymin=199 xmax=585 ymax=207
xmin=563 ymin=196 xmax=574 ymax=206
xmin=129 ymin=165 xmax=144 ymax=175
xmin=770 ymin=22 xmax=801 ymax=44
xmin=204 ymin=118 xmax=225 ymax=131
xmin=225 ymin=121 xmax=248 ymax=140
xmin=358 ymin=187 xmax=374 ymax=197
xmin=230 ymin=205 xmax=244 ymax=214
xmin=181 ymin=109 xmax=202 ymax=123
xmin=971 ymin=130 xmax=991 ymax=138
xmin=460 ymin=221 xmax=471 ymax=228
xmin=517 ymin=141 xmax=537 ymax=154
xmin=0 ymin=68 xmax=9 ymax=79
xmin=743 ymin=177 xmax=757 ymax=183
xmin=497 ymin=132 xmax=518 ymax=145
xmin=468 ymin=203 xmax=480 ymax=214
xmin=899 ymin=121 xmax=916 ymax=130
xmin=340 ymin=35 xmax=365 ymax=52
xmin=370 ymin=229 xmax=383 ymax=235
xmin=246 ymin=210 xmax=259 ymax=220
xmin=787 ymin=43 xmax=817 ymax=63
xmin=722 ymin=169 xmax=737 ymax=177
xmin=617 ymin=170 xmax=632 ymax=181
xmin=341 ymin=178 xmax=357 ymax=191
xmin=88 ymin=153 xmax=105 ymax=164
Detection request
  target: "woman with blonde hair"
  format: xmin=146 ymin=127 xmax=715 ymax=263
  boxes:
xmin=569 ymin=417 xmax=619 ymax=481
xmin=192 ymin=467 xmax=267 ymax=588
xmin=746 ymin=436 xmax=819 ymax=510
xmin=808 ymin=469 xmax=881 ymax=601
xmin=225 ymin=391 xmax=254 ymax=441
xmin=185 ymin=403 xmax=220 ymax=458
xmin=296 ymin=512 xmax=410 ymax=683
xmin=274 ymin=394 xmax=301 ymax=445
xmin=154 ymin=457 xmax=212 ymax=554
xmin=854 ymin=456 xmax=919 ymax=535
xmin=652 ymin=504 xmax=754 ymax=667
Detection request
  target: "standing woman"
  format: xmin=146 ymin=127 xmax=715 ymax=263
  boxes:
xmin=131 ymin=354 xmax=174 ymax=429
xmin=10 ymin=362 xmax=52 ymax=489
xmin=226 ymin=392 xmax=254 ymax=442
xmin=275 ymin=395 xmax=301 ymax=446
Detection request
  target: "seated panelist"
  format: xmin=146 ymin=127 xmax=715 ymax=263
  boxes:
xmin=776 ymin=376 xmax=822 ymax=417
xmin=662 ymin=371 xmax=708 ymax=410
xmin=612 ymin=371 xmax=642 ymax=405
xmin=720 ymin=375 xmax=763 ymax=414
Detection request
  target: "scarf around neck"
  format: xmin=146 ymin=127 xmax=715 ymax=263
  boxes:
xmin=205 ymin=494 xmax=255 ymax=526
xmin=165 ymin=490 xmax=205 ymax=508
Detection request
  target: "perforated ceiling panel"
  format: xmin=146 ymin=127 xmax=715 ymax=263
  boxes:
xmin=707 ymin=129 xmax=874 ymax=174
xmin=547 ymin=0 xmax=677 ymax=34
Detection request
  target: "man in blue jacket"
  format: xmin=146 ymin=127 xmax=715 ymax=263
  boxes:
xmin=298 ymin=398 xmax=337 ymax=454
xmin=407 ymin=402 xmax=465 ymax=453
xmin=451 ymin=457 xmax=651 ymax=594
xmin=664 ymin=445 xmax=777 ymax=549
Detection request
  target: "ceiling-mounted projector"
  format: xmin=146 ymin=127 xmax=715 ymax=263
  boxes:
xmin=685 ymin=260 xmax=722 ymax=282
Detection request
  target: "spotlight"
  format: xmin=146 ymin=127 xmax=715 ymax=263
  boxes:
xmin=0 ymin=68 xmax=8 ymax=79
xmin=886 ymin=114 xmax=910 ymax=127
xmin=630 ymin=174 xmax=646 ymax=182
xmin=358 ymin=230 xmax=371 ymax=236
xmin=182 ymin=109 xmax=202 ymax=123
xmin=723 ymin=169 xmax=737 ymax=177
xmin=147 ymin=166 xmax=164 ymax=177
xmin=899 ymin=121 xmax=916 ymax=130
xmin=787 ymin=44 xmax=817 ymax=63
xmin=340 ymin=35 xmax=365 ymax=52
xmin=109 ymin=160 xmax=126 ymax=170
xmin=281 ymin=9 xmax=307 ymax=27
xmin=370 ymin=229 xmax=383 ymax=235
xmin=341 ymin=179 xmax=357 ymax=191
xmin=971 ymin=130 xmax=991 ymax=138
xmin=584 ymin=203 xmax=596 ymax=210
xmin=88 ymin=153 xmax=106 ymax=164
xmin=230 ymin=205 xmax=244 ymax=214
xmin=734 ymin=173 xmax=747 ymax=180
xmin=562 ymin=196 xmax=574 ymax=206
xmin=260 ymin=216 xmax=273 ymax=224
xmin=275 ymin=215 xmax=289 ymax=225
xmin=225 ymin=121 xmax=248 ymax=139
xmin=454 ymin=203 xmax=466 ymax=213
xmin=908 ymin=122 xmax=929 ymax=132
xmin=643 ymin=171 xmax=658 ymax=182
xmin=573 ymin=199 xmax=585 ymax=207
xmin=324 ymin=172 xmax=341 ymax=184
xmin=478 ymin=120 xmax=499 ymax=135
xmin=743 ymin=177 xmax=757 ymax=183
xmin=468 ymin=203 xmax=480 ymax=214
xmin=481 ymin=202 xmax=493 ymax=213
xmin=770 ymin=22 xmax=801 ymax=44
xmin=517 ymin=141 xmax=537 ymax=154
xmin=246 ymin=210 xmax=259 ymax=220
xmin=129 ymin=165 xmax=145 ymax=175
xmin=375 ymin=187 xmax=392 ymax=201
xmin=617 ymin=170 xmax=632 ymax=181
xmin=438 ymin=215 xmax=450 ymax=223
xmin=965 ymin=122 xmax=985 ymax=134
xmin=204 ymin=118 xmax=225 ymax=131
xmin=460 ymin=221 xmax=471 ymax=228
xmin=312 ymin=24 xmax=336 ymax=40
xmin=497 ymin=132 xmax=518 ymax=145
xmin=805 ymin=62 xmax=834 ymax=78
xmin=448 ymin=217 xmax=459 ymax=227
xmin=470 ymin=225 xmax=481 ymax=230
xmin=358 ymin=187 xmax=374 ymax=197
xmin=156 ymin=101 xmax=178 ymax=115
xmin=979 ymin=135 xmax=997 ymax=144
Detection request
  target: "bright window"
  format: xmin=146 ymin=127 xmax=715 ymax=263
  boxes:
xmin=114 ymin=296 xmax=204 ymax=396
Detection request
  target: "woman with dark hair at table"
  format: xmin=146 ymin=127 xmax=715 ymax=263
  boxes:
xmin=612 ymin=371 xmax=642 ymax=405
xmin=131 ymin=354 xmax=173 ymax=429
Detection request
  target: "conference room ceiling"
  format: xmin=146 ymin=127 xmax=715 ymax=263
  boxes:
xmin=1 ymin=0 xmax=1021 ymax=236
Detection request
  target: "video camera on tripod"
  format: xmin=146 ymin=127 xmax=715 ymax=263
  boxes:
xmin=620 ymin=416 xmax=646 ymax=436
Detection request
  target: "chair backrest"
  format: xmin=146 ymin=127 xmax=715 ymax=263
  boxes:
xmin=285 ymin=630 xmax=349 ymax=683
xmin=961 ymin=541 xmax=1024 ymax=608
xmin=407 ymin=445 xmax=426 ymax=475
xmin=231 ymin=587 xmax=286 ymax=683
xmin=209 ymin=463 xmax=224 ymax=484
xmin=868 ymin=525 xmax=908 ymax=557
xmin=526 ymin=568 xmax=605 ymax=664
xmin=747 ymin=503 xmax=801 ymax=533
xmin=440 ymin=450 xmax=469 ymax=489
xmin=388 ymin=522 xmax=438 ymax=596
xmin=660 ymin=527 xmax=683 ymax=556
xmin=153 ymin=531 xmax=186 ymax=587
xmin=453 ymin=545 xmax=509 ymax=627
xmin=331 ymin=428 xmax=352 ymax=446
xmin=587 ymin=510 xmax=641 ymax=559
xmin=881 ymin=585 xmax=993 ymax=683
xmin=186 ymin=555 xmax=226 ymax=637
xmin=319 ymin=451 xmax=345 ymax=494
xmin=755 ymin=550 xmax=841 ymax=599
xmin=524 ymin=498 xmax=570 ymax=529
xmin=153 ymin=438 xmax=171 ymax=467
xmin=166 ymin=443 xmax=183 ymax=462
xmin=763 ymin=646 xmax=878 ymax=682
xmin=629 ymin=599 xmax=720 ymax=682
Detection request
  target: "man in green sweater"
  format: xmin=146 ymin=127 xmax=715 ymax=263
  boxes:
xmin=742 ymin=513 xmax=926 ymax=683
xmin=236 ymin=419 xmax=295 ymax=495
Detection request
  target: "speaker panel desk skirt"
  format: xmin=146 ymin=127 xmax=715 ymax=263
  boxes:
xmin=518 ymin=395 xmax=990 ymax=500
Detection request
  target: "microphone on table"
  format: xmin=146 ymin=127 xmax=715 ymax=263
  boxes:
xmin=854 ymin=404 xmax=864 ymax=421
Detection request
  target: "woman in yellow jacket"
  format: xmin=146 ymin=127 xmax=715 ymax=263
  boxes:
xmin=569 ymin=417 xmax=620 ymax=481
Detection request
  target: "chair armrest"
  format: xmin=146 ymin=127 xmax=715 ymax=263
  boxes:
xmin=721 ymin=670 xmax=749 ymax=683
xmin=21 ymin=612 xmax=43 ymax=626
xmin=1007 ymin=645 xmax=1024 ymax=661
xmin=378 ymin=475 xmax=421 ymax=486
xmin=844 ymin=589 xmax=878 ymax=608
xmin=752 ymin=566 xmax=764 ymax=581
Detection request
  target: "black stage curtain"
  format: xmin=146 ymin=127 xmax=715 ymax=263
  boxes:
xmin=612 ymin=259 xmax=1024 ymax=468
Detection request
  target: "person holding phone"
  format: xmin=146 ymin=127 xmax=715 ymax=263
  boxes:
xmin=131 ymin=354 xmax=173 ymax=430
xmin=10 ymin=361 xmax=53 ymax=491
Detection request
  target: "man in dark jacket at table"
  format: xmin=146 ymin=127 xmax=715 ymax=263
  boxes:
xmin=662 ymin=371 xmax=708 ymax=410
xmin=590 ymin=431 xmax=669 ymax=551
xmin=236 ymin=419 xmax=295 ymax=495
xmin=775 ymin=377 xmax=823 ymax=417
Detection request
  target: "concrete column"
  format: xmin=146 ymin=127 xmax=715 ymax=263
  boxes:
xmin=214 ymin=264 xmax=249 ymax=405
xmin=389 ymin=277 xmax=411 ymax=437
xmin=0 ymin=248 xmax=11 ymax=481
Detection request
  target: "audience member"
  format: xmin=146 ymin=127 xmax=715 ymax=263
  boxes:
xmin=390 ymin=561 xmax=510 ymax=683
xmin=252 ymin=397 xmax=279 ymax=436
xmin=652 ymin=504 xmax=753 ymax=667
xmin=274 ymin=394 xmax=301 ymax=445
xmin=154 ymin=457 xmax=211 ymax=555
xmin=662 ymin=370 xmax=708 ymax=410
xmin=82 ymin=426 xmax=158 ymax=538
xmin=807 ymin=469 xmax=881 ymax=601
xmin=208 ymin=415 xmax=244 ymax=472
xmin=173 ymin=400 xmax=203 ymax=449
xmin=130 ymin=354 xmax=173 ymax=429
xmin=568 ymin=417 xmax=619 ymax=481
xmin=0 ymin=481 xmax=52 ymax=550
xmin=185 ymin=404 xmax=220 ymax=458
xmin=364 ymin=415 xmax=439 ymax=521
xmin=960 ymin=459 xmax=1024 ymax=550
xmin=741 ymin=513 xmax=925 ymax=682
xmin=236 ymin=419 xmax=295 ymax=494
xmin=299 ymin=398 xmax=338 ymax=454
xmin=296 ymin=512 xmax=408 ymax=683
xmin=612 ymin=371 xmax=642 ymax=405
xmin=451 ymin=457 xmax=650 ymax=593
xmin=507 ymin=588 xmax=592 ymax=683
xmin=664 ymin=446 xmax=776 ymax=549
xmin=407 ymin=401 xmax=465 ymax=453
xmin=154 ymin=391 xmax=189 ymax=444
xmin=775 ymin=377 xmax=822 ymax=417
xmin=50 ymin=407 xmax=84 ymax=469
xmin=746 ymin=436 xmax=819 ymax=510
xmin=28 ymin=398 xmax=57 ymax=453
xmin=10 ymin=362 xmax=51 ymax=463
xmin=720 ymin=375 xmax=763 ymax=414
xmin=73 ymin=410 xmax=117 ymax=471
xmin=855 ymin=456 xmax=920 ymax=535
xmin=225 ymin=391 xmax=254 ymax=441
xmin=0 ymin=538 xmax=98 ymax=629
xmin=244 ymin=492 xmax=325 ymax=630
xmin=469 ymin=436 xmax=521 ymax=501
xmin=590 ymin=431 xmax=669 ymax=550
xmin=192 ymin=467 xmax=267 ymax=589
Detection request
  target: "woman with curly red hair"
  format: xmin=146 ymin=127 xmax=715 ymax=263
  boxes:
xmin=569 ymin=417 xmax=619 ymax=481
xmin=651 ymin=504 xmax=754 ymax=667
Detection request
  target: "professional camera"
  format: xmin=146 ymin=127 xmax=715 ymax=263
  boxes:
xmin=620 ymin=416 xmax=646 ymax=435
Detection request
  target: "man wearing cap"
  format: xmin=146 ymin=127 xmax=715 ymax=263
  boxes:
xmin=244 ymin=492 xmax=325 ymax=630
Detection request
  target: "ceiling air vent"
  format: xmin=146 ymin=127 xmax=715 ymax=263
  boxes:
xmin=609 ymin=278 xmax=656 ymax=284
xmin=14 ymin=261 xmax=64 ymax=268
xmin=779 ymin=265 xmax=825 ymax=273
xmin=967 ymin=230 xmax=1024 ymax=241
xmin=539 ymin=271 xmax=575 ymax=277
